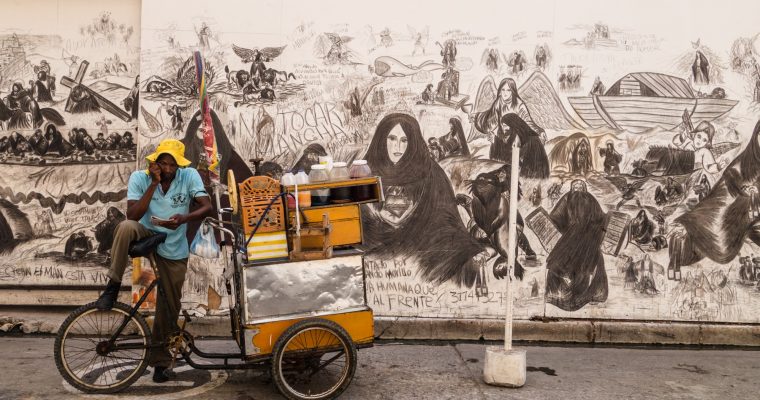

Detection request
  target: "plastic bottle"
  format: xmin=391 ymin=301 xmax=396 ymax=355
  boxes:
xmin=329 ymin=162 xmax=352 ymax=203
xmin=309 ymin=164 xmax=330 ymax=206
xmin=295 ymin=170 xmax=311 ymax=208
xmin=349 ymin=160 xmax=373 ymax=201
xmin=281 ymin=172 xmax=297 ymax=209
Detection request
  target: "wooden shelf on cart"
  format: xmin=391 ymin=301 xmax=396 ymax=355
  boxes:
xmin=294 ymin=198 xmax=380 ymax=210
xmin=282 ymin=176 xmax=382 ymax=195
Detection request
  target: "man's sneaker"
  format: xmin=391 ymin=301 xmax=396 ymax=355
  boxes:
xmin=94 ymin=280 xmax=121 ymax=310
xmin=153 ymin=366 xmax=173 ymax=383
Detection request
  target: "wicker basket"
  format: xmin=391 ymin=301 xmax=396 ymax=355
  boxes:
xmin=239 ymin=176 xmax=285 ymax=236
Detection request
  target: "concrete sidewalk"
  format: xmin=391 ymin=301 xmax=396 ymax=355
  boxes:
xmin=1 ymin=337 xmax=758 ymax=399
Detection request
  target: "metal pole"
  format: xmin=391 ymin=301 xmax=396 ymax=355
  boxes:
xmin=504 ymin=139 xmax=521 ymax=351
xmin=212 ymin=181 xmax=224 ymax=223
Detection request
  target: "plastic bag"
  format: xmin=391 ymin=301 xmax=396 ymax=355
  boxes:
xmin=190 ymin=222 xmax=220 ymax=259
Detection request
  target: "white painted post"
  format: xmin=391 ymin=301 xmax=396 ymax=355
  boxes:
xmin=504 ymin=139 xmax=520 ymax=351
xmin=483 ymin=137 xmax=526 ymax=388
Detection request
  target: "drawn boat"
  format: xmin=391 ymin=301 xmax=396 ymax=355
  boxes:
xmin=568 ymin=72 xmax=738 ymax=133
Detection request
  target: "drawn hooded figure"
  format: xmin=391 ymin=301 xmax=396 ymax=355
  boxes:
xmin=44 ymin=124 xmax=75 ymax=157
xmin=669 ymin=119 xmax=760 ymax=272
xmin=692 ymin=49 xmax=710 ymax=85
xmin=28 ymin=129 xmax=48 ymax=156
xmin=486 ymin=113 xmax=550 ymax=179
xmin=182 ymin=109 xmax=253 ymax=183
xmin=572 ymin=139 xmax=592 ymax=176
xmin=34 ymin=71 xmax=54 ymax=102
xmin=291 ymin=143 xmax=327 ymax=174
xmin=599 ymin=141 xmax=622 ymax=175
xmin=7 ymin=131 xmax=32 ymax=155
xmin=93 ymin=206 xmax=126 ymax=254
xmin=1 ymin=82 xmax=42 ymax=129
xmin=545 ymin=179 xmax=608 ymax=311
xmin=124 ymin=75 xmax=140 ymax=120
xmin=181 ymin=110 xmax=253 ymax=244
xmin=438 ymin=117 xmax=469 ymax=158
xmin=362 ymin=113 xmax=484 ymax=287
xmin=629 ymin=209 xmax=656 ymax=246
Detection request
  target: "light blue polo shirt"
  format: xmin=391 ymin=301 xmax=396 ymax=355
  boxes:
xmin=127 ymin=168 xmax=209 ymax=260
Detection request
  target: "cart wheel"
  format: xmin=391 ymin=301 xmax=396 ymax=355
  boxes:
xmin=271 ymin=318 xmax=357 ymax=400
xmin=54 ymin=302 xmax=152 ymax=393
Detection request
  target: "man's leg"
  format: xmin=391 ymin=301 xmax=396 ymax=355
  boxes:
xmin=95 ymin=220 xmax=153 ymax=310
xmin=148 ymin=255 xmax=188 ymax=381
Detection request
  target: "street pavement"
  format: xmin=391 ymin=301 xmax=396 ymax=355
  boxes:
xmin=0 ymin=337 xmax=758 ymax=399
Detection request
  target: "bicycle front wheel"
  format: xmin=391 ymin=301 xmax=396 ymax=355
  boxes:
xmin=54 ymin=302 xmax=151 ymax=393
xmin=271 ymin=318 xmax=357 ymax=400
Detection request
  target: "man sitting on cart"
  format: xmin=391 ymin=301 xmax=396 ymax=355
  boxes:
xmin=94 ymin=138 xmax=212 ymax=383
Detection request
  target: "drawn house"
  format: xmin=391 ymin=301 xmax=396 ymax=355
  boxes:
xmin=568 ymin=72 xmax=738 ymax=133
xmin=0 ymin=34 xmax=26 ymax=72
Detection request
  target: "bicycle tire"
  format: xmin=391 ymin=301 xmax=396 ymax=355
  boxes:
xmin=271 ymin=318 xmax=357 ymax=400
xmin=54 ymin=301 xmax=151 ymax=394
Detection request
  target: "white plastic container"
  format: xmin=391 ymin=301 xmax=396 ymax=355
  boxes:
xmin=318 ymin=155 xmax=334 ymax=172
xmin=281 ymin=172 xmax=297 ymax=209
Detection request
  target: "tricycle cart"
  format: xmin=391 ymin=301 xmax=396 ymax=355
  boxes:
xmin=53 ymin=173 xmax=384 ymax=400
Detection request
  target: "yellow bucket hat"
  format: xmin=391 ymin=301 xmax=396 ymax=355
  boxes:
xmin=145 ymin=139 xmax=192 ymax=167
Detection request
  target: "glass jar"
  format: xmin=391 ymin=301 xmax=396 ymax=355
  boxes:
xmin=329 ymin=162 xmax=351 ymax=203
xmin=309 ymin=164 xmax=330 ymax=206
xmin=349 ymin=160 xmax=373 ymax=201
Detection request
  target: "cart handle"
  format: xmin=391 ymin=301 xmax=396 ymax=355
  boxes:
xmin=202 ymin=217 xmax=237 ymax=247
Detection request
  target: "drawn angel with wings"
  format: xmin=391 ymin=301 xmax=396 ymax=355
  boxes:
xmin=467 ymin=73 xmax=586 ymax=142
xmin=480 ymin=48 xmax=507 ymax=72
xmin=362 ymin=26 xmax=395 ymax=54
xmin=232 ymin=44 xmax=286 ymax=79
xmin=314 ymin=33 xmax=359 ymax=65
xmin=605 ymin=175 xmax=648 ymax=210
xmin=534 ymin=43 xmax=552 ymax=70
xmin=408 ymin=25 xmax=429 ymax=56
xmin=232 ymin=44 xmax=286 ymax=64
xmin=507 ymin=50 xmax=528 ymax=75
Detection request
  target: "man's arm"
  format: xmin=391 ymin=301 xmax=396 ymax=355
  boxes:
xmin=127 ymin=163 xmax=161 ymax=221
xmin=163 ymin=196 xmax=212 ymax=230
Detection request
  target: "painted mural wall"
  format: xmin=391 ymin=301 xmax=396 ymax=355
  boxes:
xmin=0 ymin=0 xmax=141 ymax=289
xmin=6 ymin=0 xmax=760 ymax=323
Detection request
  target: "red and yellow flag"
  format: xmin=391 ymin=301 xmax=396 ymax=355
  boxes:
xmin=194 ymin=51 xmax=219 ymax=181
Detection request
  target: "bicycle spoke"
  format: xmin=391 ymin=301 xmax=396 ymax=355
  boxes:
xmin=69 ymin=351 xmax=99 ymax=373
xmin=309 ymin=350 xmax=345 ymax=377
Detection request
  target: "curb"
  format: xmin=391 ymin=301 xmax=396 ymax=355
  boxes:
xmin=3 ymin=311 xmax=760 ymax=347
xmin=373 ymin=317 xmax=760 ymax=347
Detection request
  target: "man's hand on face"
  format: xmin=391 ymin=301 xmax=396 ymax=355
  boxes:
xmin=149 ymin=162 xmax=162 ymax=184
xmin=159 ymin=214 xmax=188 ymax=230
